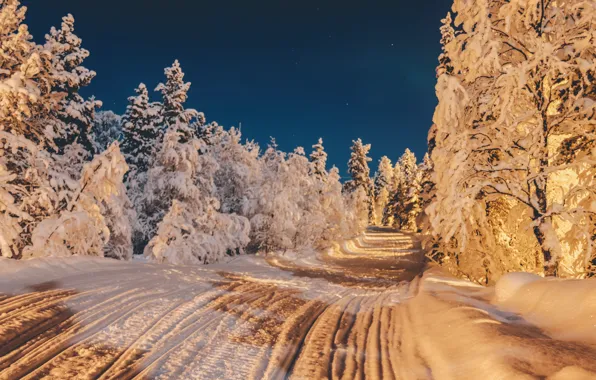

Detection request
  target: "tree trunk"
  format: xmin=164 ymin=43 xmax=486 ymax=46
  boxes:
xmin=532 ymin=216 xmax=559 ymax=277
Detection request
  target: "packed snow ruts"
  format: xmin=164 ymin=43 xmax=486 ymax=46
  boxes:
xmin=1 ymin=229 xmax=596 ymax=380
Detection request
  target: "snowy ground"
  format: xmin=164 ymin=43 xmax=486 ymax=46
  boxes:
xmin=0 ymin=229 xmax=595 ymax=379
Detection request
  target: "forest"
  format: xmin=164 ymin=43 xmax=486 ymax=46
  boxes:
xmin=0 ymin=0 xmax=594 ymax=285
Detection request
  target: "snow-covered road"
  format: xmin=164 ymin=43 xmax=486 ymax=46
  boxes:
xmin=0 ymin=229 xmax=595 ymax=379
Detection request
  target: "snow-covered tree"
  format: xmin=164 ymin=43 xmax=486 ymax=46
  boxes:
xmin=24 ymin=143 xmax=132 ymax=259
xmin=373 ymin=156 xmax=393 ymax=225
xmin=155 ymin=60 xmax=203 ymax=140
xmin=121 ymin=83 xmax=162 ymax=174
xmin=119 ymin=83 xmax=164 ymax=253
xmin=345 ymin=138 xmax=374 ymax=223
xmin=309 ymin=138 xmax=328 ymax=182
xmin=383 ymin=162 xmax=404 ymax=226
xmin=399 ymin=149 xmax=420 ymax=231
xmin=417 ymin=152 xmax=435 ymax=229
xmin=209 ymin=126 xmax=261 ymax=216
xmin=0 ymin=0 xmax=57 ymax=146
xmin=0 ymin=0 xmax=66 ymax=258
xmin=344 ymin=186 xmax=370 ymax=236
xmin=45 ymin=14 xmax=101 ymax=155
xmin=318 ymin=166 xmax=348 ymax=243
xmin=143 ymin=125 xmax=250 ymax=264
xmin=244 ymin=141 xmax=300 ymax=252
xmin=428 ymin=0 xmax=596 ymax=278
xmin=383 ymin=149 xmax=419 ymax=230
xmin=436 ymin=12 xmax=455 ymax=77
xmin=91 ymin=110 xmax=121 ymax=152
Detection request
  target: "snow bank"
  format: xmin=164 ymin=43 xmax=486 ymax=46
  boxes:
xmin=494 ymin=272 xmax=543 ymax=303
xmin=495 ymin=273 xmax=596 ymax=344
xmin=0 ymin=256 xmax=131 ymax=294
xmin=409 ymin=269 xmax=596 ymax=379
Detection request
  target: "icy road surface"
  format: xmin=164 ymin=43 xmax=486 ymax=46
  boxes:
xmin=0 ymin=228 xmax=595 ymax=379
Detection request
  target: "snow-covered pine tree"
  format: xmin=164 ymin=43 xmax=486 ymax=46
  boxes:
xmin=45 ymin=14 xmax=101 ymax=155
xmin=344 ymin=186 xmax=370 ymax=236
xmin=121 ymin=83 xmax=162 ymax=174
xmin=155 ymin=60 xmax=203 ymax=141
xmin=0 ymin=0 xmax=67 ymax=258
xmin=399 ymin=149 xmax=420 ymax=231
xmin=244 ymin=140 xmax=299 ymax=252
xmin=384 ymin=149 xmax=418 ymax=230
xmin=318 ymin=166 xmax=347 ymax=244
xmin=0 ymin=0 xmax=57 ymax=145
xmin=24 ymin=142 xmax=133 ymax=259
xmin=373 ymin=156 xmax=393 ymax=225
xmin=309 ymin=138 xmax=328 ymax=182
xmin=383 ymin=162 xmax=404 ymax=226
xmin=91 ymin=110 xmax=121 ymax=152
xmin=209 ymin=126 xmax=261 ymax=216
xmin=345 ymin=138 xmax=374 ymax=224
xmin=417 ymin=152 xmax=435 ymax=227
xmin=144 ymin=125 xmax=250 ymax=264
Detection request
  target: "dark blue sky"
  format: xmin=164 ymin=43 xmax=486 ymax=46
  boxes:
xmin=23 ymin=0 xmax=451 ymax=177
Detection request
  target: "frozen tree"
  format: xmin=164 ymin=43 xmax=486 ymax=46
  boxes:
xmin=436 ymin=12 xmax=455 ymax=77
xmin=24 ymin=143 xmax=132 ymax=259
xmin=399 ymin=149 xmax=420 ymax=231
xmin=383 ymin=149 xmax=418 ymax=230
xmin=45 ymin=14 xmax=101 ymax=155
xmin=402 ymin=168 xmax=422 ymax=232
xmin=344 ymin=186 xmax=370 ymax=236
xmin=121 ymin=83 xmax=162 ymax=174
xmin=417 ymin=153 xmax=435 ymax=228
xmin=209 ymin=126 xmax=261 ymax=216
xmin=120 ymin=83 xmax=163 ymax=253
xmin=0 ymin=0 xmax=66 ymax=258
xmin=373 ymin=156 xmax=393 ymax=225
xmin=428 ymin=0 xmax=596 ymax=278
xmin=345 ymin=138 xmax=374 ymax=223
xmin=309 ymin=138 xmax=328 ymax=181
xmin=0 ymin=0 xmax=57 ymax=145
xmin=91 ymin=111 xmax=121 ymax=152
xmin=318 ymin=166 xmax=348 ymax=243
xmin=244 ymin=141 xmax=300 ymax=252
xmin=143 ymin=126 xmax=250 ymax=264
xmin=155 ymin=60 xmax=203 ymax=140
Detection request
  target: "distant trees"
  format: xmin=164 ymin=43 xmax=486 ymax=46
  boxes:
xmin=309 ymin=138 xmax=328 ymax=181
xmin=0 ymin=0 xmax=431 ymax=265
xmin=381 ymin=149 xmax=422 ymax=231
xmin=345 ymin=139 xmax=375 ymax=223
xmin=372 ymin=156 xmax=393 ymax=225
xmin=91 ymin=111 xmax=121 ymax=152
xmin=114 ymin=59 xmax=371 ymax=262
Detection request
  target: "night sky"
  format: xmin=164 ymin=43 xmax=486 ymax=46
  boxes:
xmin=23 ymin=0 xmax=451 ymax=177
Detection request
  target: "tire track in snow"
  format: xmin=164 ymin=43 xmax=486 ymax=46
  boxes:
xmin=0 ymin=229 xmax=432 ymax=380
xmin=98 ymin=286 xmax=226 ymax=380
xmin=1 ymin=281 xmax=193 ymax=379
xmin=131 ymin=282 xmax=272 ymax=379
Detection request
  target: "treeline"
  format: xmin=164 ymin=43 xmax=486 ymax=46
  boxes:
xmin=0 ymin=1 xmax=371 ymax=263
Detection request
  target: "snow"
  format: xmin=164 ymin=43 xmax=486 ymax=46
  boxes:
xmin=494 ymin=271 xmax=543 ymax=303
xmin=1 ymin=229 xmax=596 ymax=379
xmin=495 ymin=274 xmax=596 ymax=345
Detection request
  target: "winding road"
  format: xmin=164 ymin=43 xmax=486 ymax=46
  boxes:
xmin=1 ymin=229 xmax=595 ymax=379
